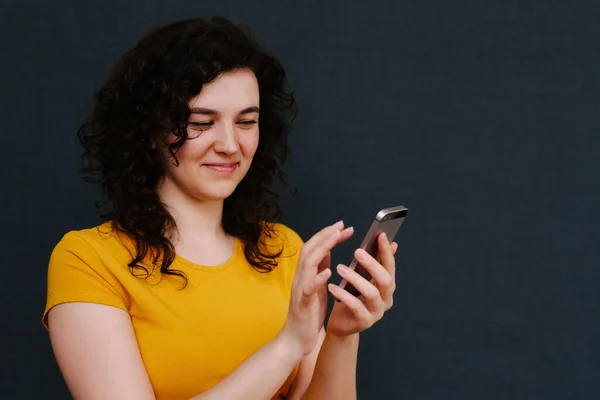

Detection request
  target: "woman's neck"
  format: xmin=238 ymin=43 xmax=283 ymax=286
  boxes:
xmin=171 ymin=200 xmax=226 ymax=243
xmin=157 ymin=181 xmax=227 ymax=245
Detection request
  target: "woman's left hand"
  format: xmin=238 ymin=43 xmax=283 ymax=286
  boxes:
xmin=326 ymin=232 xmax=399 ymax=337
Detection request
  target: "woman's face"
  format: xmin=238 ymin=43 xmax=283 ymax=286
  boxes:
xmin=158 ymin=69 xmax=260 ymax=203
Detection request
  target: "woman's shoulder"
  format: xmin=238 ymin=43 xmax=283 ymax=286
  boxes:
xmin=263 ymin=222 xmax=304 ymax=259
xmin=51 ymin=220 xmax=133 ymax=261
xmin=269 ymin=222 xmax=303 ymax=243
xmin=44 ymin=221 xmax=131 ymax=329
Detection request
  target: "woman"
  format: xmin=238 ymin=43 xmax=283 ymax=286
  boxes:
xmin=43 ymin=17 xmax=399 ymax=400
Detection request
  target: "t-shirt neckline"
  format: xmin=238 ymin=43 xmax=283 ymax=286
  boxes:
xmin=174 ymin=238 xmax=242 ymax=272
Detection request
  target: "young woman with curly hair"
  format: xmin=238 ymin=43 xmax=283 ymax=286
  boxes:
xmin=43 ymin=17 xmax=399 ymax=400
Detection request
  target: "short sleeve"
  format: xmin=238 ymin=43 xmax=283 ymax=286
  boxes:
xmin=42 ymin=231 xmax=128 ymax=329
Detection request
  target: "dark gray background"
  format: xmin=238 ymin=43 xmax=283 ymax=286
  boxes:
xmin=2 ymin=0 xmax=599 ymax=399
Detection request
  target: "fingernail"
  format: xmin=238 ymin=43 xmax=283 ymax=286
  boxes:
xmin=355 ymin=249 xmax=366 ymax=260
xmin=320 ymin=268 xmax=331 ymax=280
xmin=334 ymin=220 xmax=344 ymax=229
xmin=328 ymin=283 xmax=339 ymax=293
xmin=337 ymin=264 xmax=349 ymax=274
xmin=382 ymin=232 xmax=388 ymax=241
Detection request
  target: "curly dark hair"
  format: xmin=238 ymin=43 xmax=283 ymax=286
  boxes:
xmin=77 ymin=17 xmax=297 ymax=285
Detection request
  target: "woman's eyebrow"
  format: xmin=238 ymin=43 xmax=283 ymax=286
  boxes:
xmin=189 ymin=106 xmax=259 ymax=115
xmin=239 ymin=106 xmax=260 ymax=114
xmin=190 ymin=107 xmax=217 ymax=115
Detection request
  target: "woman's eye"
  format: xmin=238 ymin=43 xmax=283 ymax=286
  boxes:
xmin=189 ymin=121 xmax=213 ymax=128
xmin=238 ymin=120 xmax=258 ymax=127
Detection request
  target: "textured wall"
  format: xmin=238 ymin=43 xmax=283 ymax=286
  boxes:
xmin=2 ymin=0 xmax=599 ymax=398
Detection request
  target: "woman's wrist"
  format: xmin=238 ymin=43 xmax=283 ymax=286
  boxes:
xmin=273 ymin=330 xmax=306 ymax=364
xmin=325 ymin=329 xmax=360 ymax=346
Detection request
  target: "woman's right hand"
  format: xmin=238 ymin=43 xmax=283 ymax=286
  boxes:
xmin=279 ymin=220 xmax=354 ymax=357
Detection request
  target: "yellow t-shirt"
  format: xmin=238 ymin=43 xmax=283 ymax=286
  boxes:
xmin=43 ymin=221 xmax=303 ymax=400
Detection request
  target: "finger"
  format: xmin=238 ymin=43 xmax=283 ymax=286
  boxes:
xmin=305 ymin=220 xmax=344 ymax=249
xmin=304 ymin=226 xmax=353 ymax=269
xmin=391 ymin=242 xmax=398 ymax=255
xmin=354 ymin=247 xmax=395 ymax=308
xmin=328 ymin=284 xmax=373 ymax=323
xmin=300 ymin=221 xmax=344 ymax=259
xmin=336 ymin=226 xmax=355 ymax=244
xmin=336 ymin=263 xmax=385 ymax=311
xmin=354 ymin=247 xmax=394 ymax=293
xmin=378 ymin=233 xmax=396 ymax=280
xmin=319 ymin=226 xmax=354 ymax=251
xmin=302 ymin=268 xmax=331 ymax=298
xmin=317 ymin=226 xmax=354 ymax=273
xmin=303 ymin=228 xmax=341 ymax=269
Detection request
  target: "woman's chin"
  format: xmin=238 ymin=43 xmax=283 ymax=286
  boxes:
xmin=197 ymin=184 xmax=238 ymax=202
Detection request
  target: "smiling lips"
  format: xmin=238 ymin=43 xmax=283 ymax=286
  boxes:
xmin=203 ymin=162 xmax=239 ymax=173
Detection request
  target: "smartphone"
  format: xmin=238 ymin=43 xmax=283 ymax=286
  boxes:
xmin=338 ymin=205 xmax=408 ymax=298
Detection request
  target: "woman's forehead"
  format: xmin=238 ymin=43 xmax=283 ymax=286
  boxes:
xmin=188 ymin=70 xmax=259 ymax=113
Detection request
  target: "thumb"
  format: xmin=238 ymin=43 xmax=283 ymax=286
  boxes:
xmin=302 ymin=268 xmax=332 ymax=299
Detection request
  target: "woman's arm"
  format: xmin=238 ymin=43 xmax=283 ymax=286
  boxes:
xmin=49 ymin=302 xmax=304 ymax=400
xmin=49 ymin=303 xmax=156 ymax=400
xmin=299 ymin=332 xmax=359 ymax=400
xmin=297 ymin=236 xmax=399 ymax=400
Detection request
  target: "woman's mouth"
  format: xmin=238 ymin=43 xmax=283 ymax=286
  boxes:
xmin=203 ymin=162 xmax=239 ymax=173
